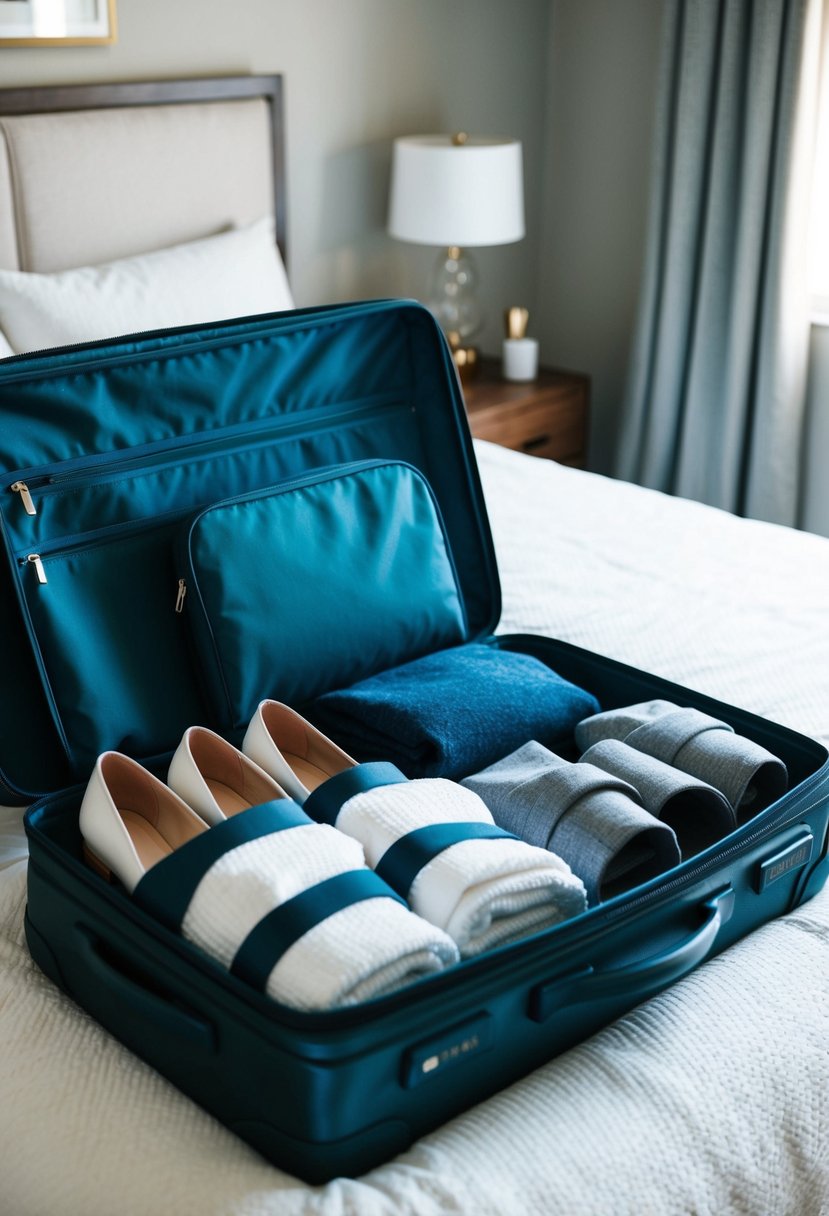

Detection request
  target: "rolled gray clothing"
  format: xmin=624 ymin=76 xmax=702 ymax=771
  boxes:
xmin=580 ymin=739 xmax=736 ymax=855
xmin=462 ymin=741 xmax=680 ymax=905
xmin=575 ymin=701 xmax=788 ymax=822
xmin=574 ymin=701 xmax=682 ymax=750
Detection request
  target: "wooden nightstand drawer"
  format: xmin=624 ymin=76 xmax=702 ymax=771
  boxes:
xmin=469 ymin=392 xmax=585 ymax=462
xmin=462 ymin=360 xmax=590 ymax=466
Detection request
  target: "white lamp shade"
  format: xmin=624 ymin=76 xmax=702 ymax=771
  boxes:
xmin=388 ymin=135 xmax=525 ymax=247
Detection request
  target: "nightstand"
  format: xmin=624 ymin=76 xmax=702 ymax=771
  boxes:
xmin=462 ymin=358 xmax=590 ymax=466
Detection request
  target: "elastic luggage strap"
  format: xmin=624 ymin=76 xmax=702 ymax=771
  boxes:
xmin=133 ymin=798 xmax=310 ymax=931
xmin=303 ymin=761 xmax=408 ymax=825
xmin=375 ymin=822 xmax=520 ymax=901
xmin=229 ymin=869 xmax=406 ymax=991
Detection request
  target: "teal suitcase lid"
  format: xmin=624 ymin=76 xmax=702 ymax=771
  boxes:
xmin=0 ymin=300 xmax=500 ymax=798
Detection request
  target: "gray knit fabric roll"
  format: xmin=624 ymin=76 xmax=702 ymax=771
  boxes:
xmin=579 ymin=739 xmax=736 ymax=855
xmin=462 ymin=741 xmax=680 ymax=904
xmin=575 ymin=701 xmax=787 ymax=822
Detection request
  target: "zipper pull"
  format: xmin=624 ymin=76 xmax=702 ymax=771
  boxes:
xmin=27 ymin=554 xmax=47 ymax=585
xmin=11 ymin=481 xmax=37 ymax=516
xmin=175 ymin=578 xmax=187 ymax=614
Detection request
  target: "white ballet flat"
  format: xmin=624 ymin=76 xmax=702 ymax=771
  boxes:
xmin=79 ymin=751 xmax=208 ymax=892
xmin=242 ymin=700 xmax=356 ymax=803
xmin=168 ymin=725 xmax=291 ymax=824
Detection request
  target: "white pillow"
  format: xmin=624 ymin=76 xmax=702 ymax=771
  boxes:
xmin=0 ymin=331 xmax=12 ymax=359
xmin=0 ymin=216 xmax=294 ymax=355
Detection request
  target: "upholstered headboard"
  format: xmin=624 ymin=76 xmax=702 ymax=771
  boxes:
xmin=0 ymin=75 xmax=286 ymax=273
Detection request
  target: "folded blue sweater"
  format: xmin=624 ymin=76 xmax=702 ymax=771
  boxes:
xmin=311 ymin=643 xmax=600 ymax=780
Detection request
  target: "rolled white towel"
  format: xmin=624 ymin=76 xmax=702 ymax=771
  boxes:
xmin=133 ymin=800 xmax=459 ymax=1011
xmin=313 ymin=774 xmax=587 ymax=957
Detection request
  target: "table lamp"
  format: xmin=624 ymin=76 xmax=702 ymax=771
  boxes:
xmin=388 ymin=133 xmax=525 ymax=379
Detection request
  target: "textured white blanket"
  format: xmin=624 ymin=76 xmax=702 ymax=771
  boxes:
xmin=1 ymin=440 xmax=828 ymax=1215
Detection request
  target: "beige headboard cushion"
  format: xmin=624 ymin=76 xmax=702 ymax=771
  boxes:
xmin=0 ymin=97 xmax=274 ymax=272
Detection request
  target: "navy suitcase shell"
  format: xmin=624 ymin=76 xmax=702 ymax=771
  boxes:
xmin=2 ymin=300 xmax=826 ymax=1183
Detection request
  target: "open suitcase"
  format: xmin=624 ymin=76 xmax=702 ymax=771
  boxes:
xmin=4 ymin=299 xmax=828 ymax=1183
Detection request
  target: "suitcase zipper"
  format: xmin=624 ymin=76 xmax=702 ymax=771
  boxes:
xmin=16 ymin=457 xmax=446 ymax=593
xmin=11 ymin=481 xmax=36 ymax=515
xmin=26 ymin=554 xmax=47 ymax=585
xmin=16 ymin=507 xmax=188 ymax=586
xmin=6 ymin=396 xmax=405 ymax=518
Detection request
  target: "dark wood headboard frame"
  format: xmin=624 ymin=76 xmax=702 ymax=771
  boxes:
xmin=0 ymin=75 xmax=287 ymax=261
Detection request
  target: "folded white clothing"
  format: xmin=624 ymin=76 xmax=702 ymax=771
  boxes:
xmin=132 ymin=801 xmax=459 ymax=1011
xmin=326 ymin=776 xmax=587 ymax=957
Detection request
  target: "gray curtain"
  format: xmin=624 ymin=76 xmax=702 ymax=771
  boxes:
xmin=616 ymin=0 xmax=823 ymax=525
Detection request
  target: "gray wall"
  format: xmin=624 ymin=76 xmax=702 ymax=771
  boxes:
xmin=0 ymin=0 xmax=551 ymax=355
xmin=0 ymin=0 xmax=662 ymax=471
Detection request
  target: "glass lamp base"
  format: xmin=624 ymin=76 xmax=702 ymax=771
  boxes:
xmin=428 ymin=246 xmax=482 ymax=380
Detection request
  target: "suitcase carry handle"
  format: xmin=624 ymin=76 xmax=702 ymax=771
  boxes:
xmin=76 ymin=927 xmax=217 ymax=1050
xmin=530 ymin=887 xmax=735 ymax=1021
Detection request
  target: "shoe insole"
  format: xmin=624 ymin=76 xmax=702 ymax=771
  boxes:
xmin=205 ymin=778 xmax=252 ymax=817
xmin=121 ymin=809 xmax=175 ymax=871
xmin=282 ymin=751 xmax=335 ymax=793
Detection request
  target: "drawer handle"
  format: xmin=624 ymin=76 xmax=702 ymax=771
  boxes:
xmin=521 ymin=434 xmax=550 ymax=453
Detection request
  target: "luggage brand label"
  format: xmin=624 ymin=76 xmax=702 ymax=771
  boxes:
xmin=757 ymin=832 xmax=813 ymax=893
xmin=403 ymin=1012 xmax=492 ymax=1088
xmin=421 ymin=1033 xmax=480 ymax=1075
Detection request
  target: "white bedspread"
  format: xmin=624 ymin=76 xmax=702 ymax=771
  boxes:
xmin=485 ymin=441 xmax=829 ymax=746
xmin=1 ymin=440 xmax=827 ymax=1215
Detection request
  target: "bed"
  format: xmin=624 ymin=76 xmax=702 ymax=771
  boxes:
xmin=0 ymin=76 xmax=827 ymax=1216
